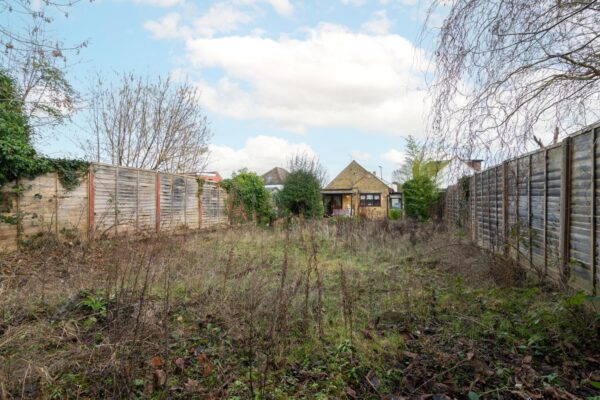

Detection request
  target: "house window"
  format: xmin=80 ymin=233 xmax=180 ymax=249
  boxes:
xmin=360 ymin=193 xmax=381 ymax=207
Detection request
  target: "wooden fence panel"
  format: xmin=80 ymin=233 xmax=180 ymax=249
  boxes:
xmin=594 ymin=127 xmax=600 ymax=294
xmin=546 ymin=146 xmax=562 ymax=279
xmin=172 ymin=175 xmax=186 ymax=228
xmin=470 ymin=176 xmax=477 ymax=240
xmin=138 ymin=170 xmax=156 ymax=230
xmin=201 ymin=183 xmax=228 ymax=227
xmin=570 ymin=130 xmax=594 ymax=291
xmin=480 ymin=169 xmax=490 ymax=248
xmin=506 ymin=160 xmax=518 ymax=258
xmin=94 ymin=164 xmax=118 ymax=236
xmin=443 ymin=122 xmax=600 ymax=293
xmin=117 ymin=167 xmax=138 ymax=233
xmin=517 ymin=157 xmax=529 ymax=263
xmin=19 ymin=174 xmax=57 ymax=241
xmin=530 ymin=152 xmax=546 ymax=270
xmin=57 ymin=174 xmax=89 ymax=240
xmin=0 ymin=187 xmax=17 ymax=251
xmin=0 ymin=163 xmax=229 ymax=252
xmin=185 ymin=177 xmax=200 ymax=229
xmin=495 ymin=166 xmax=504 ymax=250
xmin=159 ymin=174 xmax=174 ymax=231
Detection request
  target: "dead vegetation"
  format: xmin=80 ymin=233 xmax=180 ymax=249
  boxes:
xmin=0 ymin=220 xmax=599 ymax=399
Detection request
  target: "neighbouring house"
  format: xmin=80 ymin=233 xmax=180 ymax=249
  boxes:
xmin=261 ymin=167 xmax=289 ymax=192
xmin=322 ymin=160 xmax=399 ymax=219
xmin=187 ymin=171 xmax=223 ymax=183
xmin=435 ymin=157 xmax=482 ymax=188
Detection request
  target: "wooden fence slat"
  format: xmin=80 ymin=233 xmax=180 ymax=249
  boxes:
xmin=503 ymin=162 xmax=509 ymax=256
xmin=0 ymin=164 xmax=228 ymax=252
xmin=442 ymin=122 xmax=600 ymax=294
xmin=529 ymin=155 xmax=533 ymax=268
xmin=592 ymin=130 xmax=597 ymax=294
xmin=544 ymin=149 xmax=548 ymax=276
xmin=155 ymin=172 xmax=161 ymax=232
xmin=560 ymin=137 xmax=572 ymax=283
xmin=88 ymin=168 xmax=95 ymax=240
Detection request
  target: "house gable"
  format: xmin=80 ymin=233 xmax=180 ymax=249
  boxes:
xmin=326 ymin=160 xmax=389 ymax=192
xmin=262 ymin=167 xmax=288 ymax=186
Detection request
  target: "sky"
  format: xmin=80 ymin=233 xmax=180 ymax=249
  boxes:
xmin=5 ymin=0 xmax=444 ymax=182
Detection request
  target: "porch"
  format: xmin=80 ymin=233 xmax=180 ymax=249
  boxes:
xmin=322 ymin=189 xmax=354 ymax=217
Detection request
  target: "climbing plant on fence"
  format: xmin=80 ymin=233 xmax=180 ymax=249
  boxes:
xmin=0 ymin=70 xmax=89 ymax=227
xmin=0 ymin=70 xmax=89 ymax=190
xmin=220 ymin=169 xmax=273 ymax=225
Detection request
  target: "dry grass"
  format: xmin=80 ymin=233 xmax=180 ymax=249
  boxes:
xmin=0 ymin=220 xmax=598 ymax=399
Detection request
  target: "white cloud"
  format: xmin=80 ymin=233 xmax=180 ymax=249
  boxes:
xmin=351 ymin=151 xmax=371 ymax=161
xmin=340 ymin=0 xmax=366 ymax=5
xmin=144 ymin=13 xmax=188 ymax=39
xmin=184 ymin=23 xmax=429 ymax=136
xmin=133 ymin=0 xmax=184 ymax=7
xmin=261 ymin=0 xmax=294 ymax=16
xmin=206 ymin=135 xmax=316 ymax=178
xmin=144 ymin=0 xmax=293 ymax=40
xmin=382 ymin=149 xmax=406 ymax=165
xmin=194 ymin=3 xmax=253 ymax=38
xmin=361 ymin=10 xmax=391 ymax=35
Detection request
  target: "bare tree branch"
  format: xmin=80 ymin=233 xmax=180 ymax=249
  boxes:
xmin=83 ymin=74 xmax=212 ymax=174
xmin=427 ymin=0 xmax=600 ymax=162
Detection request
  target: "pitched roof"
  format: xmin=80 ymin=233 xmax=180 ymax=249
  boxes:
xmin=326 ymin=160 xmax=392 ymax=191
xmin=261 ymin=167 xmax=289 ymax=186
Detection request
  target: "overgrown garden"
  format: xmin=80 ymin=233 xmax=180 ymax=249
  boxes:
xmin=0 ymin=220 xmax=598 ymax=399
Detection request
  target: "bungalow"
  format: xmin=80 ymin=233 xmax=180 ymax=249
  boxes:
xmin=261 ymin=167 xmax=289 ymax=192
xmin=322 ymin=160 xmax=400 ymax=219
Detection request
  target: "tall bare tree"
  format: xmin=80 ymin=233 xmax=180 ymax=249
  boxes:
xmin=84 ymin=74 xmax=212 ymax=173
xmin=428 ymin=0 xmax=600 ymax=162
xmin=1 ymin=0 xmax=87 ymax=130
xmin=287 ymin=153 xmax=328 ymax=187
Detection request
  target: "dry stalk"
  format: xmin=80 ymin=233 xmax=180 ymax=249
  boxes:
xmin=339 ymin=265 xmax=354 ymax=342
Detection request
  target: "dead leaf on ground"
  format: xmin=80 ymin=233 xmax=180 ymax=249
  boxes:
xmin=197 ymin=353 xmax=209 ymax=364
xmin=153 ymin=369 xmax=167 ymax=387
xmin=203 ymin=363 xmax=214 ymax=377
xmin=149 ymin=355 xmax=164 ymax=368
xmin=184 ymin=378 xmax=202 ymax=393
xmin=174 ymin=357 xmax=186 ymax=372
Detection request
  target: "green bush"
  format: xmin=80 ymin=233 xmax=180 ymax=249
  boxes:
xmin=388 ymin=209 xmax=401 ymax=220
xmin=0 ymin=71 xmax=88 ymax=190
xmin=0 ymin=71 xmax=45 ymax=185
xmin=221 ymin=169 xmax=273 ymax=225
xmin=279 ymin=170 xmax=323 ymax=219
xmin=402 ymin=175 xmax=439 ymax=221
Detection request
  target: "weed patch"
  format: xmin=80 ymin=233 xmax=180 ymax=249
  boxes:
xmin=0 ymin=221 xmax=598 ymax=399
